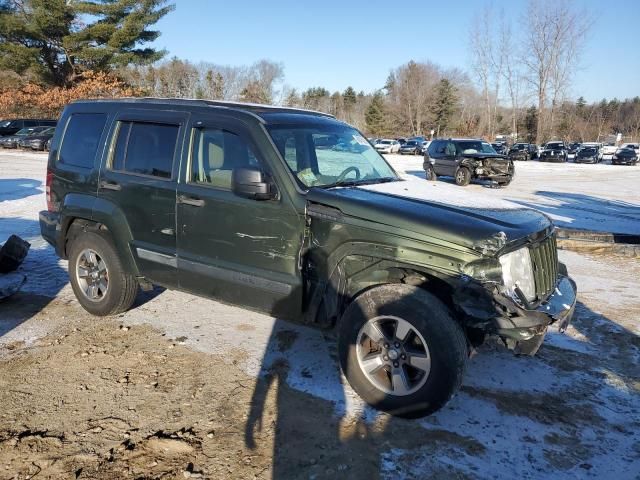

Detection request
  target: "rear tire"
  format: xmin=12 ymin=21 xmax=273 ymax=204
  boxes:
xmin=424 ymin=164 xmax=437 ymax=181
xmin=454 ymin=167 xmax=471 ymax=186
xmin=68 ymin=231 xmax=138 ymax=316
xmin=338 ymin=284 xmax=468 ymax=418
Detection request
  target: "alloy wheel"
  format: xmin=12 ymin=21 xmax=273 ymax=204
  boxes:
xmin=76 ymin=248 xmax=109 ymax=301
xmin=356 ymin=316 xmax=431 ymax=396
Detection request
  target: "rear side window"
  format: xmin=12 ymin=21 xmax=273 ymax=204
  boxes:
xmin=109 ymin=121 xmax=179 ymax=179
xmin=59 ymin=113 xmax=107 ymax=169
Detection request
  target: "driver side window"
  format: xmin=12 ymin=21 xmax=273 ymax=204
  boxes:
xmin=445 ymin=142 xmax=457 ymax=156
xmin=189 ymin=128 xmax=260 ymax=190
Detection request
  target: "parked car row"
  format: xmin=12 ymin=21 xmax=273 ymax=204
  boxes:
xmin=0 ymin=126 xmax=56 ymax=150
xmin=368 ymin=136 xmax=431 ymax=155
xmin=0 ymin=118 xmax=57 ymax=151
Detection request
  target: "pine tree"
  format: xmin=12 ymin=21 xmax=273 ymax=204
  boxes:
xmin=431 ymin=79 xmax=457 ymax=136
xmin=365 ymin=92 xmax=386 ymax=136
xmin=523 ymin=106 xmax=538 ymax=143
xmin=342 ymin=86 xmax=356 ymax=108
xmin=0 ymin=0 xmax=173 ymax=86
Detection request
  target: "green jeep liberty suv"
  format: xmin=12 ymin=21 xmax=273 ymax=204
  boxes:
xmin=40 ymin=99 xmax=576 ymax=418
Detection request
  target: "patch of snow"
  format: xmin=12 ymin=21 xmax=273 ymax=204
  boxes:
xmin=358 ymin=176 xmax=523 ymax=210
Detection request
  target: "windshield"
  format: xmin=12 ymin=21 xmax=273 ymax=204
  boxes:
xmin=41 ymin=127 xmax=55 ymax=135
xmin=512 ymin=144 xmax=526 ymax=150
xmin=404 ymin=141 xmax=418 ymax=146
xmin=15 ymin=128 xmax=36 ymax=136
xmin=580 ymin=148 xmax=596 ymax=155
xmin=546 ymin=143 xmax=563 ymax=149
xmin=267 ymin=124 xmax=398 ymax=188
xmin=455 ymin=141 xmax=497 ymax=154
xmin=380 ymin=140 xmax=392 ymax=145
xmin=0 ymin=120 xmax=10 ymax=128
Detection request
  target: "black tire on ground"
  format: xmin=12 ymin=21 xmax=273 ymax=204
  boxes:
xmin=454 ymin=167 xmax=471 ymax=186
xmin=68 ymin=231 xmax=138 ymax=316
xmin=338 ymin=284 xmax=468 ymax=418
xmin=424 ymin=164 xmax=437 ymax=181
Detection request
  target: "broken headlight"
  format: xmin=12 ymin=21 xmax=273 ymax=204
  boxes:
xmin=499 ymin=247 xmax=536 ymax=303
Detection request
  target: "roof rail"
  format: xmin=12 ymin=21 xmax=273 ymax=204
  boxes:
xmin=72 ymin=97 xmax=335 ymax=119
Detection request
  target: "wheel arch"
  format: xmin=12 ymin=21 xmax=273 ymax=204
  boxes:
xmin=309 ymin=251 xmax=460 ymax=330
xmin=60 ymin=195 xmax=138 ymax=275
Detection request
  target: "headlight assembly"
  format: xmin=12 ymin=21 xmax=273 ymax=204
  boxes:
xmin=499 ymin=247 xmax=536 ymax=303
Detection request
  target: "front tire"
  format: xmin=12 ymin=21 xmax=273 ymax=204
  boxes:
xmin=338 ymin=284 xmax=468 ymax=418
xmin=68 ymin=231 xmax=138 ymax=316
xmin=454 ymin=167 xmax=471 ymax=186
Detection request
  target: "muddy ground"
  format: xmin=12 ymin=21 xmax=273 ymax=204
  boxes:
xmin=1 ymin=250 xmax=639 ymax=480
xmin=1 ymin=152 xmax=639 ymax=479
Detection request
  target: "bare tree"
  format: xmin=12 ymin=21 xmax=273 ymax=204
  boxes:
xmin=520 ymin=0 xmax=591 ymax=142
xmin=469 ymin=6 xmax=505 ymax=139
xmin=386 ymin=61 xmax=441 ymax=136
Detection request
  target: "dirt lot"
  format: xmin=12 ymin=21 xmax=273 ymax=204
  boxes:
xmin=1 ymin=151 xmax=639 ymax=479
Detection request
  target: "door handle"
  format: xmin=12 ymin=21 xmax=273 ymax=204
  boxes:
xmin=99 ymin=180 xmax=121 ymax=191
xmin=177 ymin=195 xmax=205 ymax=207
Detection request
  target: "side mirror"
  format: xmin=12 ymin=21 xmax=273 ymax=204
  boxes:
xmin=232 ymin=167 xmax=275 ymax=201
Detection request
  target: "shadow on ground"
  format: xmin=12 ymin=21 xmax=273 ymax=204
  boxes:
xmin=243 ymin=296 xmax=639 ymax=478
xmin=0 ymin=178 xmax=42 ymax=202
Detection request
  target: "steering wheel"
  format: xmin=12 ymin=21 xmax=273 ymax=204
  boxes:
xmin=335 ymin=166 xmax=361 ymax=183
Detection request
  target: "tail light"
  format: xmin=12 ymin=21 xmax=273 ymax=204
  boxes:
xmin=46 ymin=168 xmax=57 ymax=212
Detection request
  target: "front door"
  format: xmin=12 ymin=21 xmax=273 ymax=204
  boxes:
xmin=176 ymin=114 xmax=304 ymax=318
xmin=98 ymin=110 xmax=188 ymax=288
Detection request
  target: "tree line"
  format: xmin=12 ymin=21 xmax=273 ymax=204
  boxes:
xmin=1 ymin=0 xmax=637 ymax=143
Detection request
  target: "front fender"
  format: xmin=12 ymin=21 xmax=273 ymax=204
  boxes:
xmin=304 ymin=240 xmax=470 ymax=328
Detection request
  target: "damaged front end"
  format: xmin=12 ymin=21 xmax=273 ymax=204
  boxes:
xmin=455 ymin=231 xmax=577 ymax=355
xmin=466 ymin=157 xmax=514 ymax=182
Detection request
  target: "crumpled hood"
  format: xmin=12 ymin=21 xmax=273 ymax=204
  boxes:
xmin=307 ymin=179 xmax=551 ymax=254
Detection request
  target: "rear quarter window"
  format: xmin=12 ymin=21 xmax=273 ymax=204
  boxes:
xmin=58 ymin=113 xmax=107 ymax=169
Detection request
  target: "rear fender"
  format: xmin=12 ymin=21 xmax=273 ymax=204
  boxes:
xmin=60 ymin=194 xmax=138 ymax=275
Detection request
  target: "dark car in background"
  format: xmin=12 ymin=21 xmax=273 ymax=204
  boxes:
xmin=491 ymin=142 xmax=508 ymax=155
xmin=399 ymin=139 xmax=422 ymax=155
xmin=424 ymin=138 xmax=514 ymax=186
xmin=18 ymin=126 xmax=56 ymax=151
xmin=574 ymin=146 xmax=602 ymax=164
xmin=539 ymin=141 xmax=568 ymax=162
xmin=0 ymin=118 xmax=56 ymax=136
xmin=508 ymin=143 xmax=538 ymax=161
xmin=567 ymin=142 xmax=581 ymax=155
xmin=0 ymin=126 xmax=51 ymax=149
xmin=611 ymin=147 xmax=638 ymax=165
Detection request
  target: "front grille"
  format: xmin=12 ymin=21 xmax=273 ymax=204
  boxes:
xmin=530 ymin=235 xmax=558 ymax=302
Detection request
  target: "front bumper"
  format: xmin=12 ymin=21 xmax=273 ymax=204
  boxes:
xmin=539 ymin=156 xmax=564 ymax=162
xmin=454 ymin=272 xmax=577 ymax=341
xmin=492 ymin=275 xmax=576 ymax=339
xmin=612 ymin=158 xmax=637 ymax=164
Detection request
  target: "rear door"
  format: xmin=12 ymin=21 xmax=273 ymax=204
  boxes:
xmin=98 ymin=109 xmax=188 ymax=288
xmin=176 ymin=114 xmax=303 ymax=317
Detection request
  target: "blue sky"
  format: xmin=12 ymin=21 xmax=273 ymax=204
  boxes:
xmin=151 ymin=0 xmax=639 ymax=103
